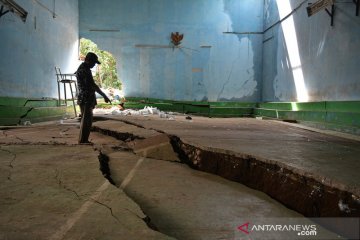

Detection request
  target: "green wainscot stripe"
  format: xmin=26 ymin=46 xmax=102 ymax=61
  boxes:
xmin=209 ymin=107 xmax=253 ymax=117
xmin=0 ymin=97 xmax=58 ymax=107
xmin=258 ymin=101 xmax=360 ymax=112
xmin=0 ymin=118 xmax=22 ymax=126
xmin=125 ymin=97 xmax=174 ymax=104
xmin=258 ymin=102 xmax=327 ymax=111
xmin=254 ymin=108 xmax=279 ymax=119
xmin=255 ymin=101 xmax=360 ymax=130
xmin=0 ymin=106 xmax=66 ymax=121
xmin=325 ymin=101 xmax=360 ymax=113
xmin=2 ymin=95 xmax=359 ymax=134
xmin=0 ymin=106 xmax=32 ymax=118
xmin=25 ymin=107 xmax=67 ymax=119
xmin=299 ymin=121 xmax=360 ymax=135
xmin=210 ymin=102 xmax=256 ymax=108
xmin=125 ymin=97 xmax=257 ymax=117
xmin=257 ymin=102 xmax=293 ymax=110
xmin=326 ymin=112 xmax=360 ymax=127
xmin=290 ymin=102 xmax=326 ymax=111
xmin=183 ymin=104 xmax=209 ymax=116
xmin=278 ymin=110 xmax=327 ymax=122
xmin=0 ymin=96 xmax=72 ymax=125
xmin=152 ymin=103 xmax=184 ymax=112
xmin=123 ymin=102 xmax=148 ymax=109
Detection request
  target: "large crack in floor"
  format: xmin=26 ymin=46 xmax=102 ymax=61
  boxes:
xmin=1 ymin=119 xmax=358 ymax=239
xmin=96 ymin=143 xmax=164 ymax=234
xmin=92 ymin=121 xmax=358 ymax=217
xmin=0 ymin=124 xmax=173 ymax=240
xmin=91 ymin=119 xmax=359 ymax=239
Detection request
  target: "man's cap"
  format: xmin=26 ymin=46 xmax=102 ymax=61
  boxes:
xmin=85 ymin=52 xmax=101 ymax=64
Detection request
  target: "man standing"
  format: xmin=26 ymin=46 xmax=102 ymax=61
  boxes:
xmin=76 ymin=52 xmax=111 ymax=144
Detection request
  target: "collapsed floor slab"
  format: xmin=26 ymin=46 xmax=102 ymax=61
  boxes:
xmin=92 ymin=115 xmax=360 ymax=238
xmin=104 ymin=141 xmax=344 ymax=240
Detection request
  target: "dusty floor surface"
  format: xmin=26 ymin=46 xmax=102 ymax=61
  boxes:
xmin=0 ymin=121 xmax=172 ymax=240
xmin=0 ymin=115 xmax=358 ymax=239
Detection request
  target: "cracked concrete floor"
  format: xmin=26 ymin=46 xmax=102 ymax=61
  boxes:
xmin=92 ymin=117 xmax=351 ymax=239
xmin=0 ymin=118 xmax=352 ymax=239
xmin=0 ymin=122 xmax=172 ymax=240
xmin=102 ymin=115 xmax=360 ymax=194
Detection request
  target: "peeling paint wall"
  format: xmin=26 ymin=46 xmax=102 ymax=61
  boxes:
xmin=262 ymin=0 xmax=360 ymax=102
xmin=0 ymin=0 xmax=79 ymax=99
xmin=79 ymin=0 xmax=263 ymax=102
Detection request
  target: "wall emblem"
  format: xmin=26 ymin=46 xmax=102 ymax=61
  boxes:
xmin=171 ymin=32 xmax=184 ymax=46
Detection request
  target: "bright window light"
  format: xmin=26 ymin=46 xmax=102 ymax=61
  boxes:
xmin=291 ymin=102 xmax=298 ymax=111
xmin=276 ymin=0 xmax=309 ymax=102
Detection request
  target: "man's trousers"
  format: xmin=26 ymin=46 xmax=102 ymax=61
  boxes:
xmin=78 ymin=103 xmax=93 ymax=143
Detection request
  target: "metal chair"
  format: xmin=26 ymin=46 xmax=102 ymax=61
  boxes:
xmin=55 ymin=67 xmax=78 ymax=117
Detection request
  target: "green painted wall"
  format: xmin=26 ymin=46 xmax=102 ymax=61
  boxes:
xmin=124 ymin=97 xmax=255 ymax=118
xmin=255 ymin=101 xmax=360 ymax=134
xmin=0 ymin=97 xmax=77 ymax=126
xmin=122 ymin=97 xmax=360 ymax=135
xmin=2 ymin=96 xmax=360 ymax=136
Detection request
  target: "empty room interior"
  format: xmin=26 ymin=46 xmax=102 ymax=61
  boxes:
xmin=0 ymin=0 xmax=360 ymax=239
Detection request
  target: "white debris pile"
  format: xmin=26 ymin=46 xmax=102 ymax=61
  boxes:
xmin=338 ymin=200 xmax=351 ymax=213
xmin=94 ymin=106 xmax=176 ymax=120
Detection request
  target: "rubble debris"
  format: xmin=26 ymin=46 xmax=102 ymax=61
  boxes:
xmin=94 ymin=106 xmax=178 ymax=121
xmin=338 ymin=200 xmax=351 ymax=213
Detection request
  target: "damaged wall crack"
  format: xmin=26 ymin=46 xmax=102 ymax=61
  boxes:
xmin=17 ymin=107 xmax=34 ymax=125
xmin=217 ymin=54 xmax=241 ymax=100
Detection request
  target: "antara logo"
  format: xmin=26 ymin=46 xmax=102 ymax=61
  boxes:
xmin=238 ymin=222 xmax=250 ymax=234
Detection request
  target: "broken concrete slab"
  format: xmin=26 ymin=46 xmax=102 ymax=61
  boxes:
xmin=92 ymin=114 xmax=360 ymax=237
xmin=129 ymin=134 xmax=180 ymax=161
xmin=1 ymin=117 xmax=359 ymax=239
xmin=0 ymin=125 xmax=174 ymax=240
xmin=93 ymin=119 xmax=159 ymax=141
xmin=107 ymin=152 xmax=342 ymax=240
xmin=93 ymin=120 xmax=179 ymax=161
xmin=100 ymin=115 xmax=360 ymax=195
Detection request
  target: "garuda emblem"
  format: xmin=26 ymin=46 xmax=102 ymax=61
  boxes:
xmin=171 ymin=32 xmax=184 ymax=46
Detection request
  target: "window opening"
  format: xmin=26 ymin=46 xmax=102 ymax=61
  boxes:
xmin=79 ymin=38 xmax=122 ymax=101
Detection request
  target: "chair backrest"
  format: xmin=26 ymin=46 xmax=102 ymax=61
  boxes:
xmin=55 ymin=67 xmax=63 ymax=82
xmin=55 ymin=66 xmax=77 ymax=84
